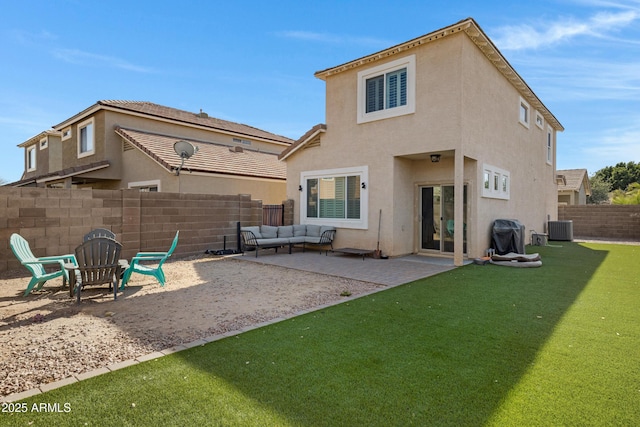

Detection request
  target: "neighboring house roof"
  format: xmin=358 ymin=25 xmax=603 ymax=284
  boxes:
xmin=315 ymin=17 xmax=563 ymax=132
xmin=53 ymin=100 xmax=294 ymax=146
xmin=279 ymin=123 xmax=326 ymax=161
xmin=116 ymin=127 xmax=286 ymax=180
xmin=8 ymin=160 xmax=110 ymax=187
xmin=557 ymin=169 xmax=591 ymax=195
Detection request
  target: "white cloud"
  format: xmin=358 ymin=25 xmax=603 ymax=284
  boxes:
xmin=51 ymin=48 xmax=153 ymax=73
xmin=492 ymin=10 xmax=639 ymax=50
xmin=276 ymin=30 xmax=392 ymax=48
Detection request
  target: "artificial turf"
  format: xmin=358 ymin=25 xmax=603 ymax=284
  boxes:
xmin=3 ymin=242 xmax=639 ymax=426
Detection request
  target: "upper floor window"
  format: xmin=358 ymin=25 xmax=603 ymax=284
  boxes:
xmin=535 ymin=111 xmax=544 ymax=129
xmin=546 ymin=126 xmax=553 ymax=165
xmin=39 ymin=137 xmax=48 ymax=150
xmin=357 ymin=55 xmax=415 ymax=124
xmin=366 ymin=68 xmax=406 ymax=112
xmin=27 ymin=146 xmax=36 ymax=171
xmin=61 ymin=127 xmax=72 ymax=141
xmin=78 ymin=118 xmax=95 ymax=158
xmin=519 ymin=97 xmax=530 ymax=128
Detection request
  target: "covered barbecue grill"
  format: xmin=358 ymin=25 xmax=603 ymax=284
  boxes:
xmin=491 ymin=219 xmax=525 ymax=255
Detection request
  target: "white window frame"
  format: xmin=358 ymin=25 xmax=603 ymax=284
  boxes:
xmin=546 ymin=126 xmax=553 ymax=165
xmin=482 ymin=164 xmax=510 ymax=200
xmin=535 ymin=111 xmax=544 ymax=129
xmin=27 ymin=145 xmax=37 ymax=171
xmin=39 ymin=137 xmax=48 ymax=150
xmin=77 ymin=118 xmax=95 ymax=158
xmin=128 ymin=179 xmax=161 ymax=192
xmin=61 ymin=127 xmax=72 ymax=141
xmin=357 ymin=55 xmax=416 ymax=124
xmin=519 ymin=97 xmax=530 ymax=129
xmin=300 ymin=166 xmax=368 ymax=229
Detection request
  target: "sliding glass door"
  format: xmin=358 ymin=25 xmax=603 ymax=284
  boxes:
xmin=420 ymin=185 xmax=467 ymax=254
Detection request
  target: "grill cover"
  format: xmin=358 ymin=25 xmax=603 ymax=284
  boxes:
xmin=491 ymin=219 xmax=525 ymax=255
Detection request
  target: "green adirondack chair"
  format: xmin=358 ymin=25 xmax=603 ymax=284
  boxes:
xmin=120 ymin=231 xmax=179 ymax=288
xmin=10 ymin=233 xmax=78 ymax=296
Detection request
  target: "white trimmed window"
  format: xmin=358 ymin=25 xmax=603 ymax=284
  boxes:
xmin=78 ymin=118 xmax=95 ymax=158
xmin=27 ymin=145 xmax=37 ymax=171
xmin=39 ymin=137 xmax=48 ymax=150
xmin=61 ymin=127 xmax=72 ymax=141
xmin=301 ymin=166 xmax=368 ymax=229
xmin=482 ymin=164 xmax=510 ymax=200
xmin=535 ymin=111 xmax=544 ymax=129
xmin=546 ymin=126 xmax=553 ymax=165
xmin=519 ymin=97 xmax=530 ymax=128
xmin=357 ymin=55 xmax=415 ymax=124
xmin=128 ymin=180 xmax=160 ymax=192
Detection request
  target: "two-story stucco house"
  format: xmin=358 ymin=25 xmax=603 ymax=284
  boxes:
xmin=280 ymin=18 xmax=564 ymax=265
xmin=13 ymin=100 xmax=293 ymax=204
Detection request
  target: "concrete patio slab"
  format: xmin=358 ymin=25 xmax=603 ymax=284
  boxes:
xmin=235 ymin=250 xmax=468 ymax=286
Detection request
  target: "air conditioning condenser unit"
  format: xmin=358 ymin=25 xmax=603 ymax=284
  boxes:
xmin=548 ymin=220 xmax=573 ymax=241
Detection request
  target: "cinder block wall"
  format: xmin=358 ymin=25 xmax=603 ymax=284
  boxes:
xmin=558 ymin=205 xmax=640 ymax=240
xmin=1 ymin=187 xmax=295 ymax=273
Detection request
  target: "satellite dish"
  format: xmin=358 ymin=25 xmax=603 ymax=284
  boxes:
xmin=173 ymin=140 xmax=198 ymax=176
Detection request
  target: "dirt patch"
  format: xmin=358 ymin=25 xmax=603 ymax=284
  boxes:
xmin=0 ymin=255 xmax=384 ymax=397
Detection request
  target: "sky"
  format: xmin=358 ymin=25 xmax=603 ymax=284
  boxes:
xmin=1 ymin=0 xmax=639 ymax=183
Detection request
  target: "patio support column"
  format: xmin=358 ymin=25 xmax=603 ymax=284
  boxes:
xmin=454 ymin=149 xmax=464 ymax=266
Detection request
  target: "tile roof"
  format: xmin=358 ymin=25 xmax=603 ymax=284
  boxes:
xmin=8 ymin=160 xmax=110 ymax=187
xmin=557 ymin=169 xmax=590 ymax=192
xmin=55 ymin=100 xmax=294 ymax=146
xmin=116 ymin=127 xmax=286 ymax=180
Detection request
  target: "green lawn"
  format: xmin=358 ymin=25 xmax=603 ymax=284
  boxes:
xmin=3 ymin=242 xmax=639 ymax=426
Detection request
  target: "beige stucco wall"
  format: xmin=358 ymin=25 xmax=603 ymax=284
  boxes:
xmin=285 ymin=31 xmax=559 ymax=259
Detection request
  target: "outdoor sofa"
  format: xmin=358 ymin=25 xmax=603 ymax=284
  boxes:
xmin=240 ymin=225 xmax=336 ymax=257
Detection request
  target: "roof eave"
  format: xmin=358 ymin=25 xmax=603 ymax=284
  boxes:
xmin=279 ymin=124 xmax=327 ymax=161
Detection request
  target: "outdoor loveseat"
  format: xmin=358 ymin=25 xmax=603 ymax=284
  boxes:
xmin=240 ymin=225 xmax=336 ymax=257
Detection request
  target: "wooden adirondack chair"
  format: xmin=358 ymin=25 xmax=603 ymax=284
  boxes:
xmin=120 ymin=231 xmax=179 ymax=288
xmin=83 ymin=228 xmax=116 ymax=242
xmin=9 ymin=233 xmax=77 ymax=296
xmin=69 ymin=237 xmax=124 ymax=303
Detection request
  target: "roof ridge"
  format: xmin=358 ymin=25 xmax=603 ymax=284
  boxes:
xmin=98 ymin=100 xmax=294 ymax=144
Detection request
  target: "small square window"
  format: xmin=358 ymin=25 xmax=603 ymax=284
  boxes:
xmin=61 ymin=127 xmax=72 ymax=141
xmin=39 ymin=137 xmax=48 ymax=150
xmin=535 ymin=112 xmax=544 ymax=129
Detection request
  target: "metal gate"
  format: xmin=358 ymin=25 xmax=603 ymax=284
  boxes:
xmin=263 ymin=204 xmax=284 ymax=226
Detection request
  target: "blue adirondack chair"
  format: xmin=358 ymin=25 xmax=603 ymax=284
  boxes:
xmin=10 ymin=233 xmax=78 ymax=296
xmin=120 ymin=231 xmax=179 ymax=288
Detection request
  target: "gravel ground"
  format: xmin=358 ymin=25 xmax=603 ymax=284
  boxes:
xmin=0 ymin=255 xmax=384 ymax=398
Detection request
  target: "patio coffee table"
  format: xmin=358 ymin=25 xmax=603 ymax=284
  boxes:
xmin=333 ymin=247 xmax=374 ymax=261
